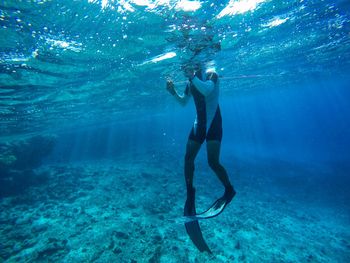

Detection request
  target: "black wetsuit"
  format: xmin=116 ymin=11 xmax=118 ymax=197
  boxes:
xmin=185 ymin=70 xmax=222 ymax=144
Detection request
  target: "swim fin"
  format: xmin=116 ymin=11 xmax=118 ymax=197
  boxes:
xmin=187 ymin=185 xmax=236 ymax=220
xmin=187 ymin=197 xmax=227 ymax=220
xmin=185 ymin=221 xmax=211 ymax=253
xmin=184 ymin=187 xmax=212 ymax=253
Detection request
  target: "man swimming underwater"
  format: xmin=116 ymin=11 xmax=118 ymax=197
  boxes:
xmin=166 ymin=62 xmax=236 ymax=218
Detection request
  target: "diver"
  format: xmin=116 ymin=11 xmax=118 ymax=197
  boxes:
xmin=166 ymin=62 xmax=236 ymax=218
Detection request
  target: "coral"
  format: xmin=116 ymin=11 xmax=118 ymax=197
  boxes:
xmin=0 ymin=135 xmax=56 ymax=197
xmin=0 ymin=148 xmax=16 ymax=177
xmin=0 ymin=153 xmax=17 ymax=166
xmin=11 ymin=135 xmax=56 ymax=170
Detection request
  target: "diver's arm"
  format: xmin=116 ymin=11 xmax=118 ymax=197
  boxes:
xmin=191 ymin=76 xmax=215 ymax=96
xmin=166 ymin=80 xmax=190 ymax=106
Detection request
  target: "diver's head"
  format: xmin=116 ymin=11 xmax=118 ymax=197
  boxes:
xmin=181 ymin=62 xmax=202 ymax=76
xmin=181 ymin=60 xmax=215 ymax=79
xmin=181 ymin=63 xmax=194 ymax=78
xmin=193 ymin=62 xmax=202 ymax=73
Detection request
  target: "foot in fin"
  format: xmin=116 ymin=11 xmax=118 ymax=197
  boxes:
xmin=183 ymin=187 xmax=212 ymax=253
xmin=187 ymin=185 xmax=236 ymax=220
xmin=184 ymin=187 xmax=196 ymax=216
xmin=223 ymin=184 xmax=236 ymax=205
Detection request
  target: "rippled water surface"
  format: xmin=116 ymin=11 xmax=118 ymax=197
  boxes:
xmin=1 ymin=0 xmax=350 ymax=137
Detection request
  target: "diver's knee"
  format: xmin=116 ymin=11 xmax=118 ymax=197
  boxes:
xmin=208 ymin=158 xmax=220 ymax=170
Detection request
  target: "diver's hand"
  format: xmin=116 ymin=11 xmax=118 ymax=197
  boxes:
xmin=184 ymin=69 xmax=195 ymax=80
xmin=166 ymin=79 xmax=176 ymax=95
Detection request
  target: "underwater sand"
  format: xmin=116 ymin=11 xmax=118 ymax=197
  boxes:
xmin=0 ymin=150 xmax=349 ymax=263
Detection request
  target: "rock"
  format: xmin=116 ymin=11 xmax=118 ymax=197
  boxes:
xmin=153 ymin=235 xmax=162 ymax=243
xmin=113 ymin=231 xmax=129 ymax=239
xmin=61 ymin=239 xmax=68 ymax=246
xmin=0 ymin=135 xmax=55 ymax=197
xmin=36 ymin=242 xmax=65 ymax=260
xmin=148 ymin=246 xmax=161 ymax=263
xmin=235 ymin=241 xmax=241 ymax=250
xmin=15 ymin=215 xmax=32 ymax=225
xmin=31 ymin=218 xmax=49 ymax=233
xmin=0 ymin=135 xmax=56 ymax=172
xmin=48 ymin=238 xmax=59 ymax=243
xmin=113 ymin=247 xmax=122 ymax=254
xmin=11 ymin=135 xmax=56 ymax=170
xmin=0 ymin=153 xmax=16 ymax=172
xmin=171 ymin=246 xmax=179 ymax=252
xmin=12 ymin=242 xmax=22 ymax=253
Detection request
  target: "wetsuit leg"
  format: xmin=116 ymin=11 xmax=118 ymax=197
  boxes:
xmin=184 ymin=139 xmax=202 ymax=189
xmin=206 ymin=141 xmax=231 ymax=188
xmin=184 ymin=140 xmax=212 ymax=254
xmin=207 ymin=141 xmax=236 ymax=203
xmin=205 ymin=107 xmax=235 ymax=201
xmin=186 ymin=124 xmax=206 ymax=191
xmin=184 ymin=139 xmax=201 ymax=215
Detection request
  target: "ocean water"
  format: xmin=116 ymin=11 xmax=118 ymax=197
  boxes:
xmin=1 ymin=0 xmax=350 ymax=262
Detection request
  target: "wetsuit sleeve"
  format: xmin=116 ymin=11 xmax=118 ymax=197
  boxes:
xmin=191 ymin=74 xmax=216 ymax=96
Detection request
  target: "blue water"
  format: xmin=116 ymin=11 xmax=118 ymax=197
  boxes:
xmin=1 ymin=0 xmax=350 ymax=262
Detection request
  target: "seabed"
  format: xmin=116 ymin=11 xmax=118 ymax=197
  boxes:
xmin=0 ymin=149 xmax=349 ymax=262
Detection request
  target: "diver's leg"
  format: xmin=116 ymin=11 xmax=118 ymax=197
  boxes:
xmin=184 ymin=139 xmax=201 ymax=216
xmin=206 ymin=140 xmax=235 ymax=203
xmin=184 ymin=139 xmax=201 ymax=190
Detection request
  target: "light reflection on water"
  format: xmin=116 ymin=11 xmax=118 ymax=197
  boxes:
xmin=0 ymin=0 xmax=349 ymax=137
